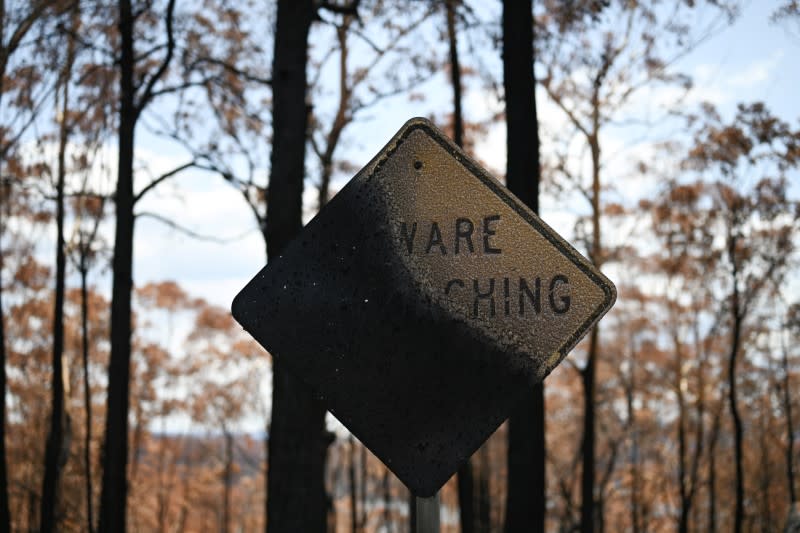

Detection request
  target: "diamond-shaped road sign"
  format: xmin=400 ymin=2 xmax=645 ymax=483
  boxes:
xmin=232 ymin=117 xmax=616 ymax=496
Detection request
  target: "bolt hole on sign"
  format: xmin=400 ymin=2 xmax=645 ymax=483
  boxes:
xmin=232 ymin=118 xmax=616 ymax=496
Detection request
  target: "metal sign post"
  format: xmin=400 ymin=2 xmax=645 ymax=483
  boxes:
xmin=415 ymin=494 xmax=440 ymax=533
xmin=232 ymin=117 xmax=616 ymax=500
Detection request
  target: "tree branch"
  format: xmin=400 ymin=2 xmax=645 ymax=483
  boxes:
xmin=145 ymin=77 xmax=218 ymax=100
xmin=189 ymin=56 xmax=272 ymax=86
xmin=4 ymin=1 xmax=51 ymax=61
xmin=135 ymin=211 xmax=253 ymax=244
xmin=543 ymin=76 xmax=591 ymax=140
xmin=318 ymin=0 xmax=361 ymax=18
xmin=191 ymin=163 xmax=265 ymax=229
xmin=134 ymin=161 xmax=195 ymax=204
xmin=136 ymin=0 xmax=176 ymax=115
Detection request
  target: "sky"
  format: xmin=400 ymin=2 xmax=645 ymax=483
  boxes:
xmin=61 ymin=0 xmax=800 ymax=432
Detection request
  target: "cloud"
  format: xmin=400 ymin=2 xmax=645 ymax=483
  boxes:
xmin=727 ymin=51 xmax=783 ymax=88
xmin=130 ymin=149 xmax=268 ymax=309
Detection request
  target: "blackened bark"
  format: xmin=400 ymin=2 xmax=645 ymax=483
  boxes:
xmin=677 ymin=406 xmax=689 ymax=533
xmin=40 ymin=92 xmax=67 ymax=533
xmin=0 ymin=179 xmax=11 ymax=533
xmin=675 ymin=333 xmax=689 ymax=533
xmin=502 ymin=0 xmax=538 ymax=212
xmin=382 ymin=467 xmax=392 ymax=532
xmin=506 ymin=389 xmax=545 ymax=533
xmin=758 ymin=401 xmax=772 ymax=532
xmin=446 ymin=0 xmax=463 ymax=148
xmin=99 ymin=0 xmax=175 ymax=529
xmin=265 ymin=1 xmax=328 ymax=532
xmin=40 ymin=22 xmax=75 ymax=529
xmin=99 ymin=0 xmax=136 ymax=530
xmin=625 ymin=355 xmax=640 ymax=533
xmin=156 ymin=420 xmax=172 ymax=533
xmin=580 ymin=326 xmax=598 ymax=533
xmin=409 ymin=490 xmax=417 ymax=533
xmin=781 ymin=339 xmax=796 ymax=503
xmin=708 ymin=407 xmax=720 ymax=533
xmin=317 ymin=18 xmax=351 ymax=211
xmin=502 ymin=0 xmax=544 ymax=531
xmin=27 ymin=490 xmax=36 ymax=530
xmin=75 ymin=184 xmax=102 ymax=533
xmin=80 ymin=258 xmax=94 ymax=533
xmin=679 ymin=318 xmax=707 ymax=533
xmin=476 ymin=445 xmax=490 ymax=532
xmin=349 ymin=435 xmax=358 ymax=533
xmin=689 ymin=319 xmax=707 ymax=533
xmin=223 ymin=430 xmax=233 ymax=533
xmin=726 ymin=229 xmax=744 ymax=533
xmin=579 ymin=122 xmax=603 ymax=532
xmin=457 ymin=429 xmax=475 ymax=532
xmin=360 ymin=444 xmax=367 ymax=527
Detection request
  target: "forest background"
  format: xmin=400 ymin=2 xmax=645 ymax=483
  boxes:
xmin=1 ymin=0 xmax=800 ymax=532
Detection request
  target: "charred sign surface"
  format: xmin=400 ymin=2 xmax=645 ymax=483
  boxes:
xmin=232 ymin=118 xmax=616 ymax=496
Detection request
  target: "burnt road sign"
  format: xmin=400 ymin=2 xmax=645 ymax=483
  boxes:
xmin=232 ymin=117 xmax=616 ymax=496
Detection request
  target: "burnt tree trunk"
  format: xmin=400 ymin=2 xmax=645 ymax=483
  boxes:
xmin=409 ymin=490 xmax=417 ymax=533
xmin=99 ymin=0 xmax=137 ymax=529
xmin=758 ymin=397 xmax=772 ymax=532
xmin=502 ymin=0 xmax=544 ymax=531
xmin=447 ymin=0 xmax=464 ymax=148
xmin=349 ymin=435 xmax=358 ymax=533
xmin=0 ymin=38 xmax=4 ymax=533
xmin=781 ymin=336 xmax=796 ymax=504
xmin=223 ymin=430 xmax=233 ymax=533
xmin=580 ymin=128 xmax=603 ymax=533
xmin=708 ymin=406 xmax=720 ymax=533
xmin=40 ymin=18 xmax=76 ymax=529
xmin=265 ymin=1 xmax=328 ymax=532
xmin=685 ymin=318 xmax=708 ymax=533
xmin=676 ymin=333 xmax=689 ymax=533
xmin=317 ymin=17 xmax=352 ymax=211
xmin=382 ymin=467 xmax=392 ymax=532
xmin=625 ymin=356 xmax=640 ymax=533
xmin=80 ymin=253 xmax=94 ymax=533
xmin=100 ymin=1 xmax=175 ymax=529
xmin=0 ymin=176 xmax=10 ymax=533
xmin=360 ymin=444 xmax=367 ymax=528
xmin=727 ymin=230 xmax=744 ymax=533
xmin=579 ymin=256 xmax=599 ymax=533
xmin=477 ymin=445 xmax=490 ymax=532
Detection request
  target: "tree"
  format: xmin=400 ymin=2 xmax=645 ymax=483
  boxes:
xmin=1 ymin=3 xmax=66 ymax=527
xmin=128 ymin=282 xmax=197 ymax=532
xmin=0 ymin=179 xmax=10 ymax=533
xmin=537 ymin=2 xmax=737 ymax=529
xmin=144 ymin=0 xmax=273 ymax=239
xmin=771 ymin=1 xmax=800 ymax=40
xmin=309 ymin=0 xmax=437 ymax=210
xmin=2 ymin=191 xmax=112 ymax=530
xmin=185 ymin=303 xmax=262 ymax=533
xmin=100 ymin=0 xmax=178 ymax=530
xmin=142 ymin=2 xmax=435 ymax=529
xmin=265 ymin=1 xmax=327 ymax=531
xmin=502 ymin=0 xmax=544 ymax=531
xmin=68 ymin=179 xmax=107 ymax=533
xmin=784 ymin=303 xmax=799 ymax=507
xmin=39 ymin=3 xmax=80 ymax=529
xmin=684 ymin=101 xmax=800 ymax=533
xmin=647 ymin=180 xmax=720 ymax=533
